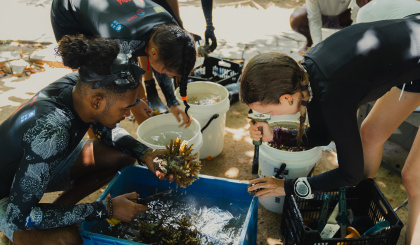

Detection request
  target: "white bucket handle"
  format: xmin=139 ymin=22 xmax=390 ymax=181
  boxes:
xmin=200 ymin=113 xmax=219 ymax=133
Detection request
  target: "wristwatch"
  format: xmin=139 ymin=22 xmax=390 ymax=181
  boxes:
xmin=294 ymin=177 xmax=314 ymax=199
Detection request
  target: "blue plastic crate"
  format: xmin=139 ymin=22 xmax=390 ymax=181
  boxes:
xmin=80 ymin=165 xmax=258 ymax=245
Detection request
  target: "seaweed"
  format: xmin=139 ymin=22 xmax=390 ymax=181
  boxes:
xmin=153 ymin=138 xmax=202 ymax=187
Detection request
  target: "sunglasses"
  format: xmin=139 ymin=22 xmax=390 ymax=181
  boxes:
xmin=79 ymin=53 xmax=145 ymax=89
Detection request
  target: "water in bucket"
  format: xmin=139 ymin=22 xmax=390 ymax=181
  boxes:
xmin=188 ymin=93 xmax=222 ymax=105
xmin=141 ymin=125 xmax=196 ymax=146
xmin=137 ymin=114 xmax=203 ymax=155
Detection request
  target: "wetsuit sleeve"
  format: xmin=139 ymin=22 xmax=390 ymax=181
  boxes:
xmin=284 ymin=99 xmax=364 ymax=195
xmin=306 ymin=0 xmax=323 ymax=46
xmin=308 ymin=103 xmax=364 ymax=192
xmin=90 ymin=122 xmax=151 ymax=164
xmin=7 ymin=114 xmax=108 ymax=231
xmin=304 ymin=99 xmax=333 ymax=147
xmin=201 ymin=0 xmax=217 ymax=51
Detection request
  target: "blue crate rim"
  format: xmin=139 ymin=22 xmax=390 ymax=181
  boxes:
xmin=98 ymin=165 xmax=252 ymax=201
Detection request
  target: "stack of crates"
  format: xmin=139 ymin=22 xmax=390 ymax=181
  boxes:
xmin=188 ymin=56 xmax=244 ymax=86
xmin=280 ymin=179 xmax=404 ymax=245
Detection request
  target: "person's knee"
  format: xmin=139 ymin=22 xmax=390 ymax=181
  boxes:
xmin=402 ymin=163 xmax=420 ymax=198
xmin=289 ymin=7 xmax=307 ymax=31
xmin=13 ymin=226 xmax=83 ymax=245
xmin=56 ymin=226 xmax=83 ymax=245
xmin=360 ymin=120 xmax=387 ymax=146
xmin=290 ymin=13 xmax=306 ymax=31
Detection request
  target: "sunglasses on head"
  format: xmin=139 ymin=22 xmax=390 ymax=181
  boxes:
xmin=79 ymin=53 xmax=145 ymax=89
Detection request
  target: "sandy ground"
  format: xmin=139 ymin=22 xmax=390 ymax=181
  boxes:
xmin=0 ymin=0 xmax=409 ymax=244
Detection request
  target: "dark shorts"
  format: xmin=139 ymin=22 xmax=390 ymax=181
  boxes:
xmin=321 ymin=15 xmax=342 ymax=29
xmin=396 ymin=79 xmax=420 ymax=93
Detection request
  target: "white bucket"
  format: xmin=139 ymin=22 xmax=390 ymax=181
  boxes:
xmin=175 ymin=82 xmax=230 ymax=159
xmin=258 ymin=120 xmax=322 ymax=214
xmin=137 ymin=114 xmax=203 ymax=155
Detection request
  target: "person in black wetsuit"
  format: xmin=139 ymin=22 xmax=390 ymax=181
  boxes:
xmin=137 ymin=0 xmax=217 ymax=118
xmin=51 ymin=0 xmax=197 ymax=126
xmin=243 ymin=16 xmax=420 ymax=208
xmin=0 ymin=35 xmax=174 ymax=244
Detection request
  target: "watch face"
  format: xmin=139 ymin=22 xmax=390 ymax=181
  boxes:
xmin=295 ymin=180 xmax=309 ymax=197
xmin=296 ymin=181 xmax=309 ymax=197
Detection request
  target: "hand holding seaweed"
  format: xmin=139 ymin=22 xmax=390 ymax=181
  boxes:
xmin=152 ymin=138 xmax=202 ymax=187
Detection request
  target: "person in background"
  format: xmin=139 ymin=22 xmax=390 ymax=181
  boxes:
xmin=290 ymin=0 xmax=359 ymax=56
xmin=51 ymin=0 xmax=197 ymax=126
xmin=243 ymin=17 xmax=420 ymax=237
xmin=139 ymin=0 xmax=217 ymax=115
xmin=353 ymin=0 xmax=420 ymax=243
xmin=0 ymin=35 xmax=174 ymax=244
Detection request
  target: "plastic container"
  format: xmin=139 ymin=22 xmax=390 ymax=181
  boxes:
xmin=137 ymin=114 xmax=203 ymax=155
xmin=80 ymin=165 xmax=259 ymax=245
xmin=175 ymin=82 xmax=230 ymax=159
xmin=281 ymin=179 xmax=404 ymax=245
xmin=258 ymin=121 xmax=322 ymax=214
xmin=188 ymin=56 xmax=244 ymax=86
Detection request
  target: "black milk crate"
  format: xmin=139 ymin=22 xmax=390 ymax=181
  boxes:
xmin=280 ymin=179 xmax=403 ymax=245
xmin=188 ymin=56 xmax=244 ymax=86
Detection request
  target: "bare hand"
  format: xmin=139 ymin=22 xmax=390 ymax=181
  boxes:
xmin=169 ymin=105 xmax=192 ymax=128
xmin=141 ymin=149 xmax=174 ymax=182
xmin=111 ymin=192 xmax=147 ymax=222
xmin=249 ymin=120 xmax=274 ymax=142
xmin=248 ymin=177 xmax=285 ymax=198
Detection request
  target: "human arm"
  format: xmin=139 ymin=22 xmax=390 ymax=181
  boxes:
xmin=201 ymin=0 xmax=217 ymax=51
xmin=349 ymin=0 xmax=360 ymax=24
xmin=248 ymin=177 xmax=285 ymax=198
xmin=7 ymin=116 xmax=109 ymax=231
xmin=153 ymin=71 xmax=192 ymax=127
xmin=284 ymin=102 xmax=364 ymax=195
xmin=165 ymin=0 xmax=183 ymax=27
xmin=306 ymin=0 xmax=323 ymax=46
xmin=90 ymin=122 xmax=173 ymax=180
xmin=108 ymin=192 xmax=148 ymax=222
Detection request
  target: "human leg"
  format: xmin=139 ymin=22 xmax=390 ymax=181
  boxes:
xmin=337 ymin=8 xmax=353 ymax=28
xmin=289 ymin=5 xmax=312 ymax=56
xmin=401 ymin=129 xmax=420 ymax=244
xmin=53 ymin=139 xmax=135 ymax=205
xmin=12 ymin=225 xmax=82 ymax=245
xmin=360 ymin=87 xmax=420 ymax=178
xmin=138 ymin=56 xmax=168 ymax=114
xmin=0 ymin=197 xmax=82 ymax=245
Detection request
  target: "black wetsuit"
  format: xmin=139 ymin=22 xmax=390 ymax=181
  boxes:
xmin=51 ymin=0 xmax=179 ymax=107
xmin=284 ymin=16 xmax=420 ymax=194
xmin=0 ymin=72 xmax=149 ymax=231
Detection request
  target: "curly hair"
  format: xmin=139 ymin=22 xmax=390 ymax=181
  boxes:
xmin=57 ymin=34 xmax=140 ymax=94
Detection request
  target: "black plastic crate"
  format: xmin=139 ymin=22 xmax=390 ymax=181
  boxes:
xmin=281 ymin=179 xmax=404 ymax=245
xmin=188 ymin=56 xmax=244 ymax=86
